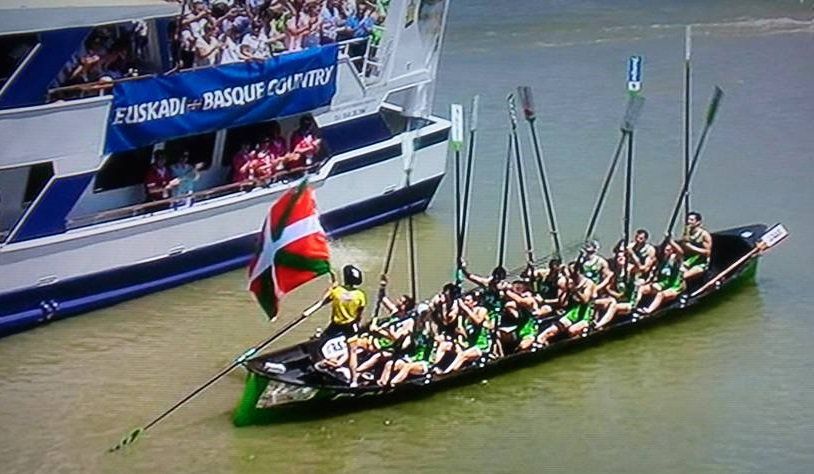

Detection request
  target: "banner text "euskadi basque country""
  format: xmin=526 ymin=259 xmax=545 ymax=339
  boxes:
xmin=105 ymin=45 xmax=338 ymax=154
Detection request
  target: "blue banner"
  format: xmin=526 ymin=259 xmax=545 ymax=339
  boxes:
xmin=106 ymin=45 xmax=338 ymax=154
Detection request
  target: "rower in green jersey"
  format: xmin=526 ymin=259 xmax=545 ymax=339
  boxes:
xmin=594 ymin=252 xmax=640 ymax=330
xmin=378 ymin=303 xmax=434 ymax=387
xmin=680 ymin=211 xmax=712 ymax=282
xmin=528 ymin=258 xmax=567 ymax=317
xmin=579 ymin=240 xmax=613 ymax=293
xmin=501 ymin=278 xmax=544 ymax=352
xmin=627 ymin=229 xmax=657 ymax=282
xmin=352 ymin=292 xmax=415 ymax=385
xmin=536 ymin=262 xmax=598 ymax=346
xmin=638 ymin=239 xmax=686 ymax=314
xmin=443 ymin=292 xmax=493 ymax=374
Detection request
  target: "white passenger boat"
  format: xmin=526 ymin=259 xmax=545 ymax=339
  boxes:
xmin=0 ymin=0 xmax=452 ymax=335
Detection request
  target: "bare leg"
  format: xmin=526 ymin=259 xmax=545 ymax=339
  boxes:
xmin=683 ymin=266 xmax=704 ymax=281
xmin=594 ymin=300 xmax=618 ymax=329
xmin=357 ymin=352 xmax=383 ymax=373
xmin=644 ymin=291 xmax=664 ymax=314
xmin=444 ymin=348 xmax=481 ymax=374
xmin=348 ymin=341 xmax=359 ymax=386
xmin=378 ymin=359 xmax=397 ymax=386
xmin=568 ymin=320 xmax=590 ymax=337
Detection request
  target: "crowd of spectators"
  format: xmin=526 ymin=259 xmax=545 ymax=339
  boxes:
xmin=177 ymin=0 xmax=388 ymax=69
xmin=143 ymin=115 xmax=322 ymax=203
xmin=55 ymin=0 xmax=389 ymax=91
xmin=58 ymin=22 xmax=150 ymax=88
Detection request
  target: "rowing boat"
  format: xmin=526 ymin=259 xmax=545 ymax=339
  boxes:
xmin=232 ymin=223 xmax=772 ymax=426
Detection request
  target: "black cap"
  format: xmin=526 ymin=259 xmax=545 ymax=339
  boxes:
xmin=342 ymin=265 xmax=362 ymax=286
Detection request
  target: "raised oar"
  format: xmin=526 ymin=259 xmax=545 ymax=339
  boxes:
xmin=373 ymin=218 xmax=401 ymax=319
xmin=450 ymin=104 xmax=464 ymax=284
xmin=497 ymin=133 xmax=513 ymax=269
xmin=683 ymin=25 xmax=693 ymax=220
xmin=507 ymin=93 xmax=535 ymax=265
xmin=108 ymin=311 xmax=311 ymax=452
xmin=584 ymin=95 xmax=645 ymax=242
xmin=458 ymin=95 xmax=480 ymax=272
xmin=518 ymin=86 xmax=561 ymax=258
xmin=664 ymin=86 xmax=723 ymax=238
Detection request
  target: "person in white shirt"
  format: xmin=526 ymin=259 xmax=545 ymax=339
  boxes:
xmin=219 ymin=29 xmax=243 ymax=64
xmin=194 ymin=24 xmax=221 ymax=67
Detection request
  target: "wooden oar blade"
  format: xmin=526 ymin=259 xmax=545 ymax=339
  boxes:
xmin=621 ymin=95 xmax=645 ymax=132
xmin=450 ymin=104 xmax=464 ymax=150
xmin=706 ymin=86 xmax=724 ymax=125
xmin=470 ymin=95 xmax=480 ymax=131
xmin=759 ymin=223 xmax=789 ymax=249
xmin=517 ymin=86 xmax=536 ymax=121
xmin=108 ymin=427 xmax=144 ymax=452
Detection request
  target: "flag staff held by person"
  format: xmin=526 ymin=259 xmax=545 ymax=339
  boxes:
xmin=109 ymin=179 xmax=332 ymax=452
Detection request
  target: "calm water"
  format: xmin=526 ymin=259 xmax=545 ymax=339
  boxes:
xmin=2 ymin=1 xmax=813 ymax=472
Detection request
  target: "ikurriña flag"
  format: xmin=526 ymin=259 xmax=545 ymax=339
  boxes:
xmin=248 ymin=179 xmax=330 ymax=319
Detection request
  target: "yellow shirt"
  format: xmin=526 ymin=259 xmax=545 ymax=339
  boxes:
xmin=329 ymin=285 xmax=366 ymax=325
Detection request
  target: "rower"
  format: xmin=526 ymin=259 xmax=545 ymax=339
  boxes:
xmin=351 ymin=293 xmax=415 ymax=385
xmin=428 ymin=284 xmax=464 ymax=373
xmin=380 ymin=303 xmax=435 ymax=386
xmin=594 ymin=252 xmax=639 ymax=330
xmin=303 ymin=265 xmax=366 ymax=386
xmin=528 ymin=258 xmax=567 ymax=317
xmin=443 ymin=292 xmax=493 ymax=374
xmin=461 ymin=262 xmax=507 ymax=358
xmin=579 ymin=240 xmax=613 ymax=293
xmin=628 ymin=229 xmax=657 ymax=282
xmin=501 ymin=279 xmax=540 ymax=352
xmin=637 ymin=239 xmax=685 ymax=314
xmin=680 ymin=211 xmax=712 ymax=282
xmin=536 ymin=262 xmax=597 ymax=345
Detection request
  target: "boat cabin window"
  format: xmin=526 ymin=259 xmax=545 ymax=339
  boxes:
xmin=94 ymin=147 xmax=154 ymax=193
xmin=0 ymin=33 xmax=39 ymax=92
xmin=0 ymin=162 xmax=53 ymax=241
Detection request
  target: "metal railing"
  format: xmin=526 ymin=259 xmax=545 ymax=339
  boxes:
xmin=48 ymin=34 xmax=386 ymax=102
xmin=65 ymin=162 xmax=321 ymax=230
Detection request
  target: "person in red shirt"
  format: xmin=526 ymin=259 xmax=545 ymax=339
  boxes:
xmin=288 ymin=116 xmax=322 ymax=169
xmin=231 ymin=141 xmax=253 ymax=183
xmin=144 ymin=150 xmax=178 ymax=201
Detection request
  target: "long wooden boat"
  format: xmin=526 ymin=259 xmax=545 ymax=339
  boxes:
xmin=233 ymin=224 xmax=769 ymax=426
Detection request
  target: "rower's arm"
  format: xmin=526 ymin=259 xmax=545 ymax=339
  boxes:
xmin=381 ymin=294 xmax=398 ymax=314
xmin=463 ymin=270 xmax=491 ymax=288
xmin=504 ymin=289 xmax=536 ymax=309
xmin=597 ymin=263 xmax=613 ymax=292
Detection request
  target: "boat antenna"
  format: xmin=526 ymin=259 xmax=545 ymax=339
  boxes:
xmin=683 ymin=25 xmax=693 ymax=221
xmin=664 ymin=86 xmax=723 ymax=239
xmin=107 ymin=309 xmax=313 ymax=452
xmin=450 ymin=103 xmax=465 ymax=284
xmin=507 ymin=93 xmax=535 ymax=266
xmin=457 ymin=95 xmax=479 ymax=278
xmin=406 ymin=168 xmax=418 ymax=302
xmin=497 ymin=132 xmax=513 ymax=269
xmin=518 ymin=86 xmax=561 ymax=259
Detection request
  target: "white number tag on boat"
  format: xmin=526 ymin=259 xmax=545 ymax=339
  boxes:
xmin=760 ymin=223 xmax=789 ymax=248
xmin=321 ymin=336 xmax=348 ymax=359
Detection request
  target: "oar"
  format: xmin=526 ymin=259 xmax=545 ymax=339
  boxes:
xmin=584 ymin=95 xmax=645 ymax=242
xmin=108 ymin=312 xmax=310 ymax=452
xmin=518 ymin=86 xmax=561 ymax=258
xmin=683 ymin=25 xmax=693 ymax=220
xmin=496 ymin=133 xmax=513 ymax=269
xmin=621 ymin=96 xmax=645 ymax=283
xmin=450 ymin=104 xmax=465 ymax=284
xmin=690 ymin=223 xmax=788 ymax=297
xmin=507 ymin=93 xmax=535 ymax=265
xmin=458 ymin=95 xmax=480 ymax=273
xmin=373 ymin=218 xmax=401 ymax=319
xmin=664 ymin=86 xmax=723 ymax=238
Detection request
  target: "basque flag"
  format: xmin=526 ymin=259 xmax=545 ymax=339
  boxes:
xmin=248 ymin=180 xmax=331 ymax=319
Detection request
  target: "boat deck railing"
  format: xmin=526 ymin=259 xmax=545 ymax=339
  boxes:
xmin=65 ymin=163 xmax=320 ymax=231
xmin=47 ymin=35 xmax=383 ymax=102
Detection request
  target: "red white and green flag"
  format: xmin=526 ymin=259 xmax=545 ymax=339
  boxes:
xmin=248 ymin=180 xmax=331 ymax=319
